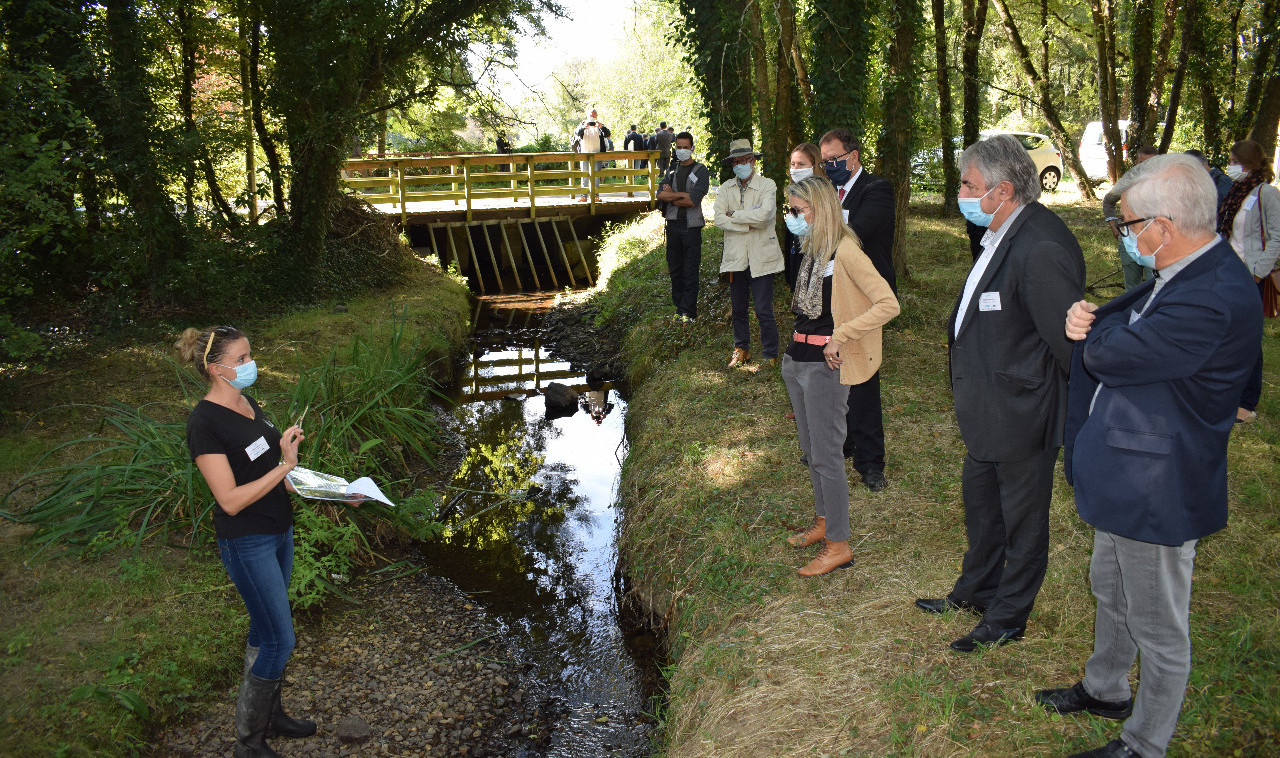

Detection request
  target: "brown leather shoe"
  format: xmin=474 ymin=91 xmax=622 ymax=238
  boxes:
xmin=786 ymin=517 xmax=826 ymax=547
xmin=728 ymin=347 xmax=750 ymax=367
xmin=798 ymin=539 xmax=854 ymax=577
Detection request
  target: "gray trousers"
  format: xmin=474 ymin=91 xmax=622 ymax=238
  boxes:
xmin=579 ymin=160 xmax=605 ymax=191
xmin=782 ymin=355 xmax=850 ymax=542
xmin=1083 ymin=530 xmax=1197 ymax=758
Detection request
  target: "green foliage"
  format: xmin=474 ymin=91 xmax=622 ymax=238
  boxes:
xmin=807 ymin=0 xmax=879 ymax=141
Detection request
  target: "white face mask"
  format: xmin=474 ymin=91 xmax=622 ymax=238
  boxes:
xmin=789 ymin=167 xmax=814 ymax=182
xmin=1225 ymin=164 xmax=1246 ymax=181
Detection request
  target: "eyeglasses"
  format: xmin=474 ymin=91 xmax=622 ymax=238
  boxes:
xmin=822 ymin=150 xmax=853 ymax=168
xmin=1116 ymin=217 xmax=1151 ymax=237
xmin=730 ymin=156 xmax=754 ymax=166
xmin=784 ymin=205 xmax=806 ymax=217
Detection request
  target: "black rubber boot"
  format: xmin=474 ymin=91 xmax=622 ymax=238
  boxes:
xmin=268 ymin=677 xmax=316 ymax=738
xmin=233 ymin=672 xmax=283 ymax=758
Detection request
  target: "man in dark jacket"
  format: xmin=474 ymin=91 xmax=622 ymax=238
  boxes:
xmin=914 ymin=134 xmax=1085 ymax=653
xmin=1037 ymin=154 xmax=1261 ymax=758
xmin=625 ymin=125 xmax=647 ymax=170
xmin=818 ymin=128 xmax=896 ymax=492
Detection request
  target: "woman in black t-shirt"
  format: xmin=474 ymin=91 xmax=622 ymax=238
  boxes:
xmin=178 ymin=325 xmax=315 ymax=756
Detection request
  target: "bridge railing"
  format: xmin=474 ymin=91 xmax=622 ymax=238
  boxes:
xmin=341 ymin=151 xmax=662 ymax=221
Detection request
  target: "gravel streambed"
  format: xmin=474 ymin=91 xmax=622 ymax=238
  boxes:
xmin=156 ymin=572 xmax=550 ymax=757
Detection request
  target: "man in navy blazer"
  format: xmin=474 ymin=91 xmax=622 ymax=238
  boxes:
xmin=819 ymin=128 xmax=896 ymax=492
xmin=1036 ymin=155 xmax=1262 ymax=758
xmin=914 ymin=135 xmax=1085 ymax=653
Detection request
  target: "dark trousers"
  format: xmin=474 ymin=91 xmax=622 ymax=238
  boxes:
xmin=1240 ymin=279 xmax=1265 ymax=411
xmin=844 ymin=371 xmax=885 ymax=474
xmin=666 ymin=221 xmax=702 ymax=319
xmin=949 ymin=448 xmax=1058 ymax=629
xmin=729 ymin=268 xmax=779 ymax=358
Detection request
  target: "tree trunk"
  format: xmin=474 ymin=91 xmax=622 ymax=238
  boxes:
xmin=1088 ymin=0 xmax=1123 ymax=181
xmin=179 ymin=2 xmax=237 ymax=228
xmin=1250 ymin=35 xmax=1280 ymax=156
xmin=1236 ymin=0 xmax=1280 ymax=140
xmin=933 ymin=0 xmax=958 ymax=212
xmin=747 ymin=0 xmax=772 ymax=147
xmin=1140 ymin=0 xmax=1180 ymax=148
xmin=876 ymin=0 xmax=922 ymax=279
xmin=1159 ymin=9 xmax=1191 ymax=153
xmin=772 ymin=0 xmax=803 ymax=188
xmin=1183 ymin=0 xmax=1224 ymax=161
xmin=990 ymin=0 xmax=1095 ymax=199
xmin=1127 ymin=0 xmax=1154 ymax=150
xmin=101 ymin=0 xmax=189 ymax=288
xmin=960 ymin=0 xmax=989 ymax=148
xmin=238 ymin=0 xmax=257 ymax=223
xmin=808 ymin=0 xmax=876 ymax=139
xmin=792 ymin=40 xmax=814 ymax=111
xmin=248 ymin=9 xmax=285 ymax=215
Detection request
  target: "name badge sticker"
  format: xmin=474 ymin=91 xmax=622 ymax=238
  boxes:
xmin=842 ymin=209 xmax=850 ymax=223
xmin=688 ymin=174 xmax=699 ymax=185
xmin=245 ymin=436 xmax=269 ymax=462
xmin=978 ymin=291 xmax=1001 ymax=311
xmin=1243 ymin=195 xmax=1258 ymax=211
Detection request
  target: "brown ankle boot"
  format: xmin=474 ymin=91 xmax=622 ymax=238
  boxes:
xmin=798 ymin=539 xmax=854 ymax=577
xmin=786 ymin=517 xmax=826 ymax=547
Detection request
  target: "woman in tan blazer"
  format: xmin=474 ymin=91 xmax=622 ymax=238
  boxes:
xmin=781 ymin=176 xmax=900 ymax=576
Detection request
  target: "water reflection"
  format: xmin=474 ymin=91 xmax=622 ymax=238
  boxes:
xmin=422 ymin=301 xmax=655 ymax=757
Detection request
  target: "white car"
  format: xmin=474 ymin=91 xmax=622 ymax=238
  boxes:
xmin=980 ymin=130 xmax=1064 ymax=192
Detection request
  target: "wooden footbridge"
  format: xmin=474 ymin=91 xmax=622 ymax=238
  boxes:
xmin=342 ymin=150 xmax=661 ymax=294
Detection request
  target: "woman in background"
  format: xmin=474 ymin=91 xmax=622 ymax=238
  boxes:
xmin=781 ymin=177 xmax=899 ymax=577
xmin=783 ymin=143 xmax=827 ymax=289
xmin=178 ymin=325 xmax=314 ymax=758
xmin=1219 ymin=139 xmax=1280 ymax=423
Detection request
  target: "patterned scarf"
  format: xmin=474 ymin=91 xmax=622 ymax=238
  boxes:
xmin=791 ymin=243 xmax=831 ymax=319
xmin=1217 ymin=172 xmax=1266 ymax=237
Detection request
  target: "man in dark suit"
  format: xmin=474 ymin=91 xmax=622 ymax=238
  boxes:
xmin=818 ymin=128 xmax=896 ymax=492
xmin=624 ymin=125 xmax=647 ymax=171
xmin=915 ymin=134 xmax=1085 ymax=652
xmin=1036 ymin=155 xmax=1261 ymax=758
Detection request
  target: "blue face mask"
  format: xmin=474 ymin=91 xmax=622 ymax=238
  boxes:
xmin=732 ymin=163 xmax=753 ymax=181
xmin=214 ymin=360 xmax=258 ymax=390
xmin=825 ymin=158 xmax=852 ymax=187
xmin=785 ymin=213 xmax=810 ymax=237
xmin=957 ymin=185 xmax=1004 ymax=227
xmin=1121 ymin=219 xmax=1159 ymax=269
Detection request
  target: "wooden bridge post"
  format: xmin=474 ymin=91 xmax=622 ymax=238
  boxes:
xmin=453 ymin=224 xmax=484 ymax=294
xmin=501 ymin=220 xmax=539 ymax=290
xmin=527 ymin=159 xmax=537 ymax=219
xmin=484 ymin=221 xmax=521 ymax=291
xmin=397 ymin=161 xmax=407 ymax=226
xmin=524 ymin=220 xmax=559 ymax=290
xmin=648 ymin=152 xmax=658 ymax=209
xmin=450 ymin=164 xmax=459 ymax=206
xmin=586 ymin=154 xmax=597 ymax=213
xmin=462 ymin=159 xmax=473 ymax=222
xmin=547 ymin=218 xmax=578 ymax=288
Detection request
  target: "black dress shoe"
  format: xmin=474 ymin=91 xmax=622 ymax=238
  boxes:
xmin=1066 ymin=738 xmax=1144 ymax=758
xmin=799 ymin=454 xmax=809 ymax=466
xmin=949 ymin=621 xmax=1024 ymax=652
xmin=914 ymin=596 xmax=985 ymax=615
xmin=862 ymin=470 xmax=887 ymax=492
xmin=1035 ymin=681 xmax=1133 ymax=720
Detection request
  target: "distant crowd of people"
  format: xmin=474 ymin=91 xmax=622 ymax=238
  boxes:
xmin=651 ymin=127 xmax=1274 ymax=758
xmin=570 ymin=107 xmax=690 ymax=201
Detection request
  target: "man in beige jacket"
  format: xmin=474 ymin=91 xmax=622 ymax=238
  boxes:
xmin=714 ymin=139 xmax=785 ymax=367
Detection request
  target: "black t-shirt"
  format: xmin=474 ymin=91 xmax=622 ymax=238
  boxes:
xmin=186 ymin=396 xmax=293 ymax=539
xmin=787 ymin=266 xmax=834 ymax=362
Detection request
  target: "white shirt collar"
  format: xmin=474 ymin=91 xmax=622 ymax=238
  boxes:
xmin=840 ymin=166 xmax=863 ymax=195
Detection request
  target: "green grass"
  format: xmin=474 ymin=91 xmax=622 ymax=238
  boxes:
xmin=593 ymin=197 xmax=1280 ymax=756
xmin=0 ymin=256 xmax=471 ymax=756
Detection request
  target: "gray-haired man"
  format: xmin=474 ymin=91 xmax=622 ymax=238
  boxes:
xmin=914 ymin=134 xmax=1085 ymax=653
xmin=1037 ymin=154 xmax=1262 ymax=758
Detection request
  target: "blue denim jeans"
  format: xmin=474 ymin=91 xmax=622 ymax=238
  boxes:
xmin=218 ymin=528 xmax=296 ymax=680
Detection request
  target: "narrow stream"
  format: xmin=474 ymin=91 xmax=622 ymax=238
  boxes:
xmin=419 ymin=296 xmax=659 ymax=757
